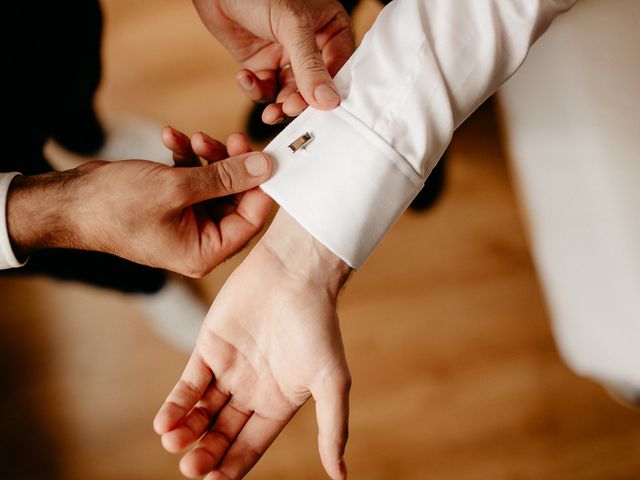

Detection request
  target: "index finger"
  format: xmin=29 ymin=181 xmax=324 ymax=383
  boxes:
xmin=205 ymin=412 xmax=293 ymax=480
xmin=161 ymin=126 xmax=200 ymax=167
xmin=236 ymin=69 xmax=278 ymax=103
xmin=154 ymin=352 xmax=213 ymax=435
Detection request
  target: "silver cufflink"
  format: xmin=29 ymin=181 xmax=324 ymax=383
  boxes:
xmin=288 ymin=132 xmax=314 ymax=153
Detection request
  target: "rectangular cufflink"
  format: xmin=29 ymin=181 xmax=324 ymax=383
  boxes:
xmin=288 ymin=132 xmax=313 ymax=153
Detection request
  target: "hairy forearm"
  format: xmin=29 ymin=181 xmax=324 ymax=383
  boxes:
xmin=260 ymin=209 xmax=352 ymax=297
xmin=6 ymin=171 xmax=82 ymax=256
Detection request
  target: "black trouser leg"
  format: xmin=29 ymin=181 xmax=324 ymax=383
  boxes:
xmin=2 ymin=249 xmax=166 ymax=295
xmin=2 ymin=2 xmax=166 ymax=295
xmin=48 ymin=0 xmax=106 ymax=155
xmin=409 ymin=152 xmax=447 ymax=211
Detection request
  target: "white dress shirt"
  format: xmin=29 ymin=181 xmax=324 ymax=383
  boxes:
xmin=263 ymin=0 xmax=576 ymax=269
xmin=0 ymin=172 xmax=25 ymax=269
xmin=0 ymin=0 xmax=575 ymax=271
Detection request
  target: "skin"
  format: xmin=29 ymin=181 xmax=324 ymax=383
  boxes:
xmin=153 ymin=2 xmax=358 ymax=478
xmin=6 ymin=130 xmax=272 ymax=278
xmin=8 ymin=2 xmax=357 ymax=477
xmin=193 ymin=0 xmax=355 ymax=124
xmin=154 ymin=210 xmax=353 ymax=480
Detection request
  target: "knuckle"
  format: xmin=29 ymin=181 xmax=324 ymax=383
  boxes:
xmin=184 ymin=265 xmax=206 ymax=279
xmin=333 ymin=9 xmax=353 ymax=32
xmin=344 ymin=374 xmax=352 ymax=392
xmin=185 ymin=258 xmax=212 ymax=279
xmin=214 ymin=161 xmax=235 ymax=194
xmin=336 ymin=371 xmax=352 ymax=393
xmin=176 ymin=378 xmax=200 ymax=398
xmin=190 ymin=269 xmax=206 ymax=279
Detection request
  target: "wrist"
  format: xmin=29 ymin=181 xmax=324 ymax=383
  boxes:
xmin=6 ymin=171 xmax=81 ymax=256
xmin=259 ymin=209 xmax=352 ymax=296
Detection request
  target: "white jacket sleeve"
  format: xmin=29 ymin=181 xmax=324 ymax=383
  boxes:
xmin=262 ymin=0 xmax=575 ymax=268
xmin=0 ymin=172 xmax=26 ymax=269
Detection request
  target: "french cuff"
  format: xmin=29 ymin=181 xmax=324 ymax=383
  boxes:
xmin=262 ymin=107 xmax=423 ymax=269
xmin=0 ymin=172 xmax=28 ymax=270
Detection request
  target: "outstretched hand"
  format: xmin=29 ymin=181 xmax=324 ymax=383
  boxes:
xmin=154 ymin=210 xmax=353 ymax=479
xmin=193 ymin=0 xmax=355 ymax=124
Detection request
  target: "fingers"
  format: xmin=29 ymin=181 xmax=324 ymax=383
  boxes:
xmin=191 ymin=132 xmax=228 ymax=164
xmin=163 ymin=127 xmax=231 ymax=167
xmin=179 ymin=152 xmax=272 ymax=204
xmin=160 ymin=384 xmax=230 ymax=453
xmin=204 ymin=413 xmax=291 ymax=480
xmin=162 ymin=126 xmax=200 ymax=167
xmin=262 ymin=103 xmax=287 ymax=125
xmin=179 ymin=403 xmax=251 ymax=478
xmin=312 ymin=374 xmax=352 ymax=480
xmin=225 ymin=133 xmax=251 ymax=157
xmin=274 ymin=4 xmax=340 ymax=110
xmin=282 ymin=92 xmax=308 ymax=117
xmin=154 ymin=353 xmax=213 ymax=435
xmin=316 ymin=10 xmax=355 ymax=78
xmin=236 ymin=69 xmax=278 ymax=103
xmin=323 ymin=38 xmax=354 ymax=80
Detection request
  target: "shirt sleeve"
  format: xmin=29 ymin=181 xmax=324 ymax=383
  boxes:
xmin=262 ymin=0 xmax=576 ymax=268
xmin=0 ymin=172 xmax=27 ymax=270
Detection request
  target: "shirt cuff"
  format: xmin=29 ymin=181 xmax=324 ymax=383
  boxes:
xmin=262 ymin=106 xmax=424 ymax=269
xmin=0 ymin=172 xmax=28 ymax=270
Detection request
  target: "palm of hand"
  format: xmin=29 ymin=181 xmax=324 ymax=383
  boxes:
xmin=131 ymin=128 xmax=272 ymax=278
xmin=154 ymin=245 xmax=351 ymax=480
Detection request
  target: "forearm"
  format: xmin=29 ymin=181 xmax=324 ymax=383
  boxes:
xmin=260 ymin=209 xmax=352 ymax=297
xmin=6 ymin=170 xmax=81 ymax=257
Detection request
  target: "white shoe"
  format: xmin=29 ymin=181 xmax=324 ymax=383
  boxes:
xmin=45 ymin=116 xmax=172 ymax=171
xmin=134 ymin=278 xmax=208 ymax=353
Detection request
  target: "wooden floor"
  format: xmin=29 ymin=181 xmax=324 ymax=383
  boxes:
xmin=1 ymin=1 xmax=639 ymax=479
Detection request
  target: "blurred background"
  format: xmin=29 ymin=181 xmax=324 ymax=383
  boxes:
xmin=1 ymin=0 xmax=639 ymax=479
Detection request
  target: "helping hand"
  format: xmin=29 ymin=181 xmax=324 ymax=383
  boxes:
xmin=6 ymin=129 xmax=272 ymax=277
xmin=194 ymin=0 xmax=355 ymax=124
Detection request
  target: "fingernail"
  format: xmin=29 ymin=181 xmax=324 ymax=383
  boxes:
xmin=239 ymin=74 xmax=254 ymax=90
xmin=314 ymin=84 xmax=340 ymax=105
xmin=245 ymin=154 xmax=268 ymax=176
xmin=197 ymin=131 xmax=210 ymax=144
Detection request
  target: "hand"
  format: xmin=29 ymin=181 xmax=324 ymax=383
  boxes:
xmin=193 ymin=0 xmax=355 ymax=124
xmin=154 ymin=210 xmax=353 ymax=479
xmin=6 ymin=129 xmax=272 ymax=277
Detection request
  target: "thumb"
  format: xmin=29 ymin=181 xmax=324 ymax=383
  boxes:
xmin=275 ymin=5 xmax=341 ymax=110
xmin=312 ymin=373 xmax=351 ymax=480
xmin=180 ymin=152 xmax=272 ymax=204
